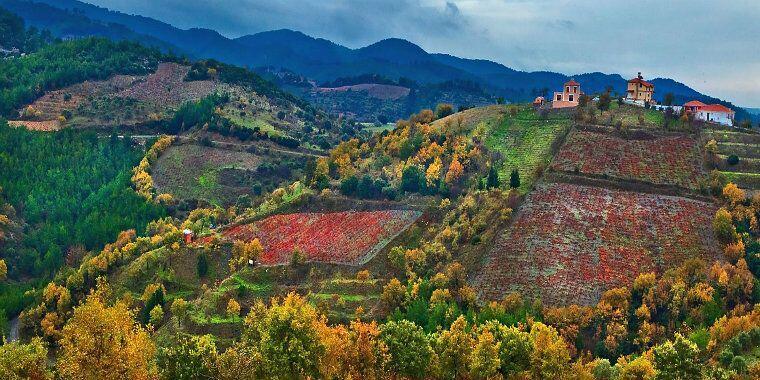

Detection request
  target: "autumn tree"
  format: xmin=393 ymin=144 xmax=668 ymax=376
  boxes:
xmin=0 ymin=338 xmax=51 ymax=380
xmin=713 ymin=208 xmax=738 ymax=244
xmin=470 ymin=328 xmax=501 ymax=379
xmin=436 ymin=103 xmax=455 ymax=119
xmin=0 ymin=258 xmax=6 ymax=281
xmin=342 ymin=320 xmax=390 ymax=379
xmin=56 ymin=288 xmax=156 ymax=380
xmin=230 ymin=238 xmax=263 ymax=271
xmin=242 ymin=292 xmax=326 ymax=379
xmin=530 ymin=322 xmax=570 ymax=379
xmin=433 ymin=316 xmax=474 ymax=379
xmin=445 ymin=158 xmax=464 ymax=185
xmin=227 ymin=298 xmax=241 ymax=318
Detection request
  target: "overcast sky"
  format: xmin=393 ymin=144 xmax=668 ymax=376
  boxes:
xmin=88 ymin=0 xmax=760 ymax=106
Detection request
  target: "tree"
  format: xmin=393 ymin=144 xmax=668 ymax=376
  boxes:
xmin=242 ymin=292 xmax=325 ymax=379
xmin=0 ymin=338 xmax=52 ymax=380
xmin=157 ymin=335 xmax=218 ymax=380
xmin=197 ymin=253 xmax=209 ymax=278
xmin=509 ymin=169 xmax=521 ymax=189
xmin=530 ymin=322 xmax=570 ymax=380
xmin=171 ymin=298 xmax=189 ymax=326
xmin=57 ymin=289 xmax=156 ymax=380
xmin=380 ymin=320 xmax=432 ymax=379
xmin=149 ymin=305 xmax=164 ymax=326
xmin=713 ymin=208 xmax=738 ymax=244
xmin=426 ymin=157 xmax=443 ymax=187
xmin=433 ymin=316 xmax=474 ymax=379
xmin=598 ymin=91 xmax=611 ymax=112
xmin=227 ymin=298 xmax=241 ymax=318
xmin=618 ymin=356 xmax=655 ymax=380
xmin=486 ymin=165 xmax=501 ymax=189
xmin=0 ymin=259 xmax=6 ymax=281
xmin=445 ymin=158 xmax=464 ymax=185
xmin=470 ymin=328 xmax=501 ymax=379
xmin=664 ymin=93 xmax=675 ymax=106
xmin=722 ymin=183 xmax=745 ymax=206
xmin=435 ymin=103 xmax=455 ymax=119
xmin=653 ymin=334 xmax=701 ymax=380
xmin=230 ymin=238 xmax=263 ymax=271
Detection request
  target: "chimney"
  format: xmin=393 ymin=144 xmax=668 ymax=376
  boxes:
xmin=638 ymin=72 xmax=643 ymax=80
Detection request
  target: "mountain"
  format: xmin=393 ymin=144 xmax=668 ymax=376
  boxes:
xmin=3 ymin=0 xmax=751 ymax=122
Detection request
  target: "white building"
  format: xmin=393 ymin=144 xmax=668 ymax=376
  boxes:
xmin=684 ymin=101 xmax=735 ymax=126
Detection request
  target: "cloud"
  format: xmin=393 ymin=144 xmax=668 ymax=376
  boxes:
xmin=87 ymin=0 xmax=760 ymax=106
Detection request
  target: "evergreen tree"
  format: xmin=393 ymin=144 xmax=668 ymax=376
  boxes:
xmin=509 ymin=169 xmax=521 ymax=189
xmin=487 ymin=166 xmax=501 ymax=189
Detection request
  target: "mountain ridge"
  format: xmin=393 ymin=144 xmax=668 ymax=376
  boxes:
xmin=2 ymin=0 xmax=751 ymax=121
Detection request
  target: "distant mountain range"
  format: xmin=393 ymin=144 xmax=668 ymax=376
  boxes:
xmin=1 ymin=0 xmax=752 ymax=122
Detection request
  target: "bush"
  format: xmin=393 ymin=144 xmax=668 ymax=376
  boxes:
xmin=197 ymin=253 xmax=209 ymax=278
xmin=727 ymin=155 xmax=740 ymax=166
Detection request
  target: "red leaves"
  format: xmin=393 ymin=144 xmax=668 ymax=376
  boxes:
xmin=222 ymin=210 xmax=421 ymax=266
xmin=474 ymin=183 xmax=719 ymax=307
xmin=551 ymin=131 xmax=703 ymax=188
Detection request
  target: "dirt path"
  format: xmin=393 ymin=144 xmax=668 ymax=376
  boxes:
xmin=117 ymin=135 xmax=326 ymax=158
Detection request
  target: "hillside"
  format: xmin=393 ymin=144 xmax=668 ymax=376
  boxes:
xmin=2 ymin=4 xmax=760 ymax=380
xmin=3 ymin=0 xmax=752 ymax=123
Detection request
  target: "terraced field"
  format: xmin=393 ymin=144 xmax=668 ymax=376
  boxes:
xmin=221 ymin=210 xmax=422 ymax=266
xmin=485 ymin=107 xmax=571 ymax=193
xmin=704 ymin=129 xmax=760 ymax=191
xmin=152 ymin=144 xmax=265 ymax=205
xmin=474 ymin=182 xmax=719 ymax=306
xmin=551 ymin=129 xmax=704 ymax=188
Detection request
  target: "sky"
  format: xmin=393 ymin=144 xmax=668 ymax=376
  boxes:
xmin=87 ymin=0 xmax=760 ymax=107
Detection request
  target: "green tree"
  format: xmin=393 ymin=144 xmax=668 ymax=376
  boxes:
xmin=598 ymin=91 xmax=612 ymax=112
xmin=433 ymin=316 xmax=474 ymax=379
xmin=380 ymin=320 xmax=432 ymax=379
xmin=197 ymin=253 xmax=209 ymax=278
xmin=486 ymin=165 xmax=501 ymax=189
xmin=664 ymin=92 xmax=675 ymax=106
xmin=0 ymin=338 xmax=52 ymax=380
xmin=157 ymin=335 xmax=218 ymax=380
xmin=653 ymin=334 xmax=701 ymax=380
xmin=509 ymin=169 xmax=521 ymax=189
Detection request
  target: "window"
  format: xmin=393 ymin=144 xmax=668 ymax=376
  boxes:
xmin=566 ymin=87 xmax=570 ymax=93
xmin=557 ymin=94 xmax=562 ymax=101
xmin=569 ymin=95 xmax=574 ymax=102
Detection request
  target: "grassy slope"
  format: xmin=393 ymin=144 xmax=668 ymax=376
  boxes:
xmin=484 ymin=106 xmax=571 ymax=193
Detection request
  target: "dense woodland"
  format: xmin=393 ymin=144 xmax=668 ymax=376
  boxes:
xmin=1 ymin=6 xmax=760 ymax=380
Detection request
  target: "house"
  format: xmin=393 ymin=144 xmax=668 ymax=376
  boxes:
xmin=533 ymin=96 xmax=545 ymax=107
xmin=552 ymin=79 xmax=582 ymax=109
xmin=684 ymin=100 xmax=735 ymax=126
xmin=626 ymin=72 xmax=654 ymax=104
xmin=183 ymin=229 xmax=194 ymax=244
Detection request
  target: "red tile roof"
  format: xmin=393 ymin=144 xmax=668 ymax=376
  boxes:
xmin=684 ymin=100 xmax=706 ymax=107
xmin=565 ymin=79 xmax=580 ymax=86
xmin=700 ymin=104 xmax=733 ymax=113
xmin=628 ymin=77 xmax=654 ymax=88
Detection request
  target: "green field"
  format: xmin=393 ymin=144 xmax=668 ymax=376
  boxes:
xmin=485 ymin=106 xmax=571 ymax=193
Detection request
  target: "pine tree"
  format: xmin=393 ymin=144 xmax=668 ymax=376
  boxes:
xmin=487 ymin=166 xmax=501 ymax=189
xmin=509 ymin=169 xmax=521 ymax=189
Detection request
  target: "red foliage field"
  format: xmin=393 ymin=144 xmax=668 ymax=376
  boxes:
xmin=222 ymin=210 xmax=421 ymax=266
xmin=551 ymin=130 xmax=704 ymax=188
xmin=474 ymin=183 xmax=719 ymax=306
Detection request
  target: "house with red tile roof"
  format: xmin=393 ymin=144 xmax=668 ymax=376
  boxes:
xmin=683 ymin=100 xmax=735 ymax=126
xmin=626 ymin=72 xmax=654 ymax=104
xmin=683 ymin=100 xmax=736 ymax=126
xmin=552 ymin=79 xmax=582 ymax=109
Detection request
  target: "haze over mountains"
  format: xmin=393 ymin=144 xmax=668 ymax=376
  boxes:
xmin=2 ymin=0 xmax=752 ymax=121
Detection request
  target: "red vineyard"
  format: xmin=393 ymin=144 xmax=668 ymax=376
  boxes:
xmin=221 ymin=210 xmax=422 ymax=266
xmin=551 ymin=130 xmax=704 ymax=188
xmin=474 ymin=183 xmax=719 ymax=306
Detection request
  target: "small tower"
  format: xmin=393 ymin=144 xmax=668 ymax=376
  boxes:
xmin=552 ymin=79 xmax=582 ymax=108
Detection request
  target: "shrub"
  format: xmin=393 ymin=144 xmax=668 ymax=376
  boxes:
xmin=727 ymin=155 xmax=740 ymax=166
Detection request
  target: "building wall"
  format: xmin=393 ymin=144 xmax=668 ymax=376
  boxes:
xmin=695 ymin=111 xmax=734 ymax=126
xmin=626 ymin=82 xmax=654 ymax=102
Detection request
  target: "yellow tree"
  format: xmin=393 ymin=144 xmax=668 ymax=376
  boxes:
xmin=0 ymin=338 xmax=52 ymax=380
xmin=426 ymin=157 xmax=443 ymax=187
xmin=530 ymin=322 xmax=571 ymax=380
xmin=230 ymin=238 xmax=263 ymax=271
xmin=445 ymin=157 xmax=464 ymax=185
xmin=56 ymin=288 xmax=156 ymax=380
xmin=433 ymin=315 xmax=474 ymax=378
xmin=0 ymin=259 xmax=7 ymax=281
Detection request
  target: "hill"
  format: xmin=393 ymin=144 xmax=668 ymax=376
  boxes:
xmin=3 ymin=0 xmax=752 ymax=123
